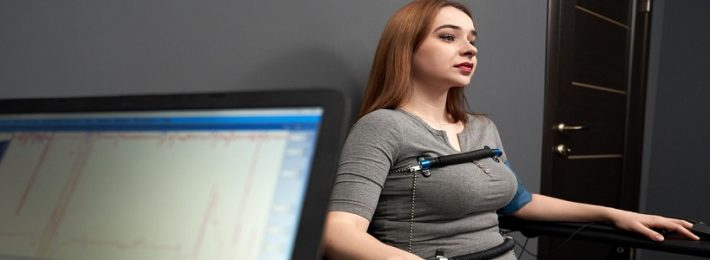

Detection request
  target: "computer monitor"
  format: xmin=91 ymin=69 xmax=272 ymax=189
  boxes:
xmin=0 ymin=89 xmax=349 ymax=260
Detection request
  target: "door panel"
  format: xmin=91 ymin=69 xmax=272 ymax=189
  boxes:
xmin=553 ymin=158 xmax=623 ymax=206
xmin=577 ymin=0 xmax=631 ymax=24
xmin=540 ymin=0 xmax=650 ymax=259
xmin=573 ymin=7 xmax=629 ymax=91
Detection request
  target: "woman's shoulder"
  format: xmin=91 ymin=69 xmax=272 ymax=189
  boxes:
xmin=345 ymin=109 xmax=404 ymax=151
xmin=466 ymin=113 xmax=494 ymax=127
xmin=355 ymin=109 xmax=408 ymax=127
xmin=466 ymin=113 xmax=501 ymax=134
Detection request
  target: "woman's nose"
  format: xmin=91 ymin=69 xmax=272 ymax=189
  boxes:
xmin=461 ymin=43 xmax=477 ymax=58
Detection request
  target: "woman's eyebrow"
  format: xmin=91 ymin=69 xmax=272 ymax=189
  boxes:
xmin=434 ymin=24 xmax=477 ymax=36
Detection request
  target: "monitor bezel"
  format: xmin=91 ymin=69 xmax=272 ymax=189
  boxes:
xmin=0 ymin=89 xmax=349 ymax=259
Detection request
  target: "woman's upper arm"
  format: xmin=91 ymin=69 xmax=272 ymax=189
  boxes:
xmin=329 ymin=111 xmax=402 ymax=220
xmin=326 ymin=210 xmax=370 ymax=231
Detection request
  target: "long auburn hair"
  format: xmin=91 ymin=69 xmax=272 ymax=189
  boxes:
xmin=358 ymin=0 xmax=473 ymax=123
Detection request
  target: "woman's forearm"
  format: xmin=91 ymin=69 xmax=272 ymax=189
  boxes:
xmin=512 ymin=193 xmax=616 ymax=222
xmin=322 ymin=213 xmax=422 ymax=260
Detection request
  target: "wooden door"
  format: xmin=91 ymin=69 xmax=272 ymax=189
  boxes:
xmin=540 ymin=0 xmax=652 ymax=259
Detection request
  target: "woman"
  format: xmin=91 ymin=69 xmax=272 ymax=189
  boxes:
xmin=323 ymin=1 xmax=698 ymax=259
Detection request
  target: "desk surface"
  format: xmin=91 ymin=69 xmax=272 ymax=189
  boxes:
xmin=499 ymin=217 xmax=710 ymax=258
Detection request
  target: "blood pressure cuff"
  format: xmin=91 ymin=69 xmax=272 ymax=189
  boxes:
xmin=497 ymin=161 xmax=532 ymax=215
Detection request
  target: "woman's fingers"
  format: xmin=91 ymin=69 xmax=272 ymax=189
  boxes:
xmin=632 ymin=222 xmax=665 ymax=242
xmin=640 ymin=217 xmax=700 ymax=241
xmin=617 ymin=213 xmax=700 ymax=241
xmin=662 ymin=219 xmax=700 ymax=240
xmin=673 ymin=218 xmax=694 ymax=229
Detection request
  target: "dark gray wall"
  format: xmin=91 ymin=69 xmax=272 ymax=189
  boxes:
xmin=0 ymin=0 xmax=547 ymax=256
xmin=640 ymin=0 xmax=710 ymax=259
xmin=0 ymin=0 xmax=546 ymax=187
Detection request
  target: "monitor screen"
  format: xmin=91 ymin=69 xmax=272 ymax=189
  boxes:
xmin=0 ymin=107 xmax=325 ymax=259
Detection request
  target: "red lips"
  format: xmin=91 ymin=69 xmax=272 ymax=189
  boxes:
xmin=454 ymin=62 xmax=474 ymax=73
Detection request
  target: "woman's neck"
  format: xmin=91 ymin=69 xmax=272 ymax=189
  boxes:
xmin=400 ymin=84 xmax=452 ymax=124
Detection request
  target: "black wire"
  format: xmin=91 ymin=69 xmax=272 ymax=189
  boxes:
xmin=520 ymin=237 xmax=530 ymax=259
xmin=501 ymin=230 xmax=537 ymax=259
xmin=517 ymin=237 xmax=538 ymax=259
xmin=501 ymin=222 xmax=593 ymax=260
xmin=552 ymin=222 xmax=594 ymax=252
xmin=541 ymin=222 xmax=595 ymax=259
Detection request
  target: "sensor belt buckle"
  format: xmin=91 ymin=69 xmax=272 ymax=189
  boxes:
xmin=417 ymin=156 xmax=432 ymax=177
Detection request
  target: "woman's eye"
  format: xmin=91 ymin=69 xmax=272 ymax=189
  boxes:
xmin=469 ymin=41 xmax=476 ymax=46
xmin=439 ymin=34 xmax=455 ymax=41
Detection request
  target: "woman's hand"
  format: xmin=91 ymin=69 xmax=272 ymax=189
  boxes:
xmin=607 ymin=209 xmax=699 ymax=242
xmin=513 ymin=194 xmax=700 ymax=242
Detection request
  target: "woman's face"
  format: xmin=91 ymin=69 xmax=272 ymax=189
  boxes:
xmin=412 ymin=6 xmax=477 ymax=90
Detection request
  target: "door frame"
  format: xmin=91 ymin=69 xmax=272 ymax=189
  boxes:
xmin=540 ymin=0 xmax=652 ymax=255
xmin=621 ymin=0 xmax=652 ymax=211
xmin=540 ymin=0 xmax=651 ymax=211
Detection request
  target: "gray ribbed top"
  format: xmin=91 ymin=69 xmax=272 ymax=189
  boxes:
xmin=329 ymin=109 xmax=518 ymax=259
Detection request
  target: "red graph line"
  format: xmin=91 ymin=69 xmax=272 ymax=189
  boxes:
xmin=37 ymin=136 xmax=94 ymax=257
xmin=209 ymin=211 xmax=226 ymax=252
xmin=230 ymin=136 xmax=263 ymax=251
xmin=15 ymin=133 xmax=54 ymax=144
xmin=15 ymin=133 xmax=55 ymax=217
xmin=190 ymin=183 xmax=220 ymax=259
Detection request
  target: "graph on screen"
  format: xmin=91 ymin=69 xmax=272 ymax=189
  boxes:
xmin=0 ymin=110 xmax=320 ymax=260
